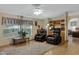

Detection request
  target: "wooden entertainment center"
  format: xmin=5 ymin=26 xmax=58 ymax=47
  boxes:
xmin=48 ymin=19 xmax=65 ymax=44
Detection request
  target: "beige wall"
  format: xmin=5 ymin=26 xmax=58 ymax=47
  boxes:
xmin=32 ymin=19 xmax=48 ymax=39
xmin=0 ymin=12 xmax=20 ymax=46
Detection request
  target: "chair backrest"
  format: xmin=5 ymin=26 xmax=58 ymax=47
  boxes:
xmin=40 ymin=29 xmax=47 ymax=34
xmin=53 ymin=28 xmax=61 ymax=35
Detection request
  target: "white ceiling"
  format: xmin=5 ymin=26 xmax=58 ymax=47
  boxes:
xmin=0 ymin=4 xmax=79 ymax=19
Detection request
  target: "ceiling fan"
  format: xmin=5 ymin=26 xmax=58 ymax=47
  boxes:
xmin=32 ymin=4 xmax=44 ymax=15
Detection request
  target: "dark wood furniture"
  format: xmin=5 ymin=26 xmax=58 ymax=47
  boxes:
xmin=72 ymin=31 xmax=79 ymax=38
xmin=12 ymin=37 xmax=29 ymax=45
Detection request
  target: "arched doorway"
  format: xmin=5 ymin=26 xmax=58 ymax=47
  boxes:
xmin=68 ymin=18 xmax=79 ymax=43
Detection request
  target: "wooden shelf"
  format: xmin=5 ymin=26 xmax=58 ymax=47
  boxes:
xmin=48 ymin=19 xmax=65 ymax=44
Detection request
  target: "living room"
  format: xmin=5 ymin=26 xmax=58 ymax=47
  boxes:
xmin=0 ymin=4 xmax=79 ymax=55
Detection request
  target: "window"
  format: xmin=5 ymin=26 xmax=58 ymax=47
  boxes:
xmin=3 ymin=25 xmax=20 ymax=38
xmin=71 ymin=21 xmax=77 ymax=26
xmin=3 ymin=25 xmax=32 ymax=38
xmin=2 ymin=17 xmax=33 ymax=38
xmin=21 ymin=25 xmax=32 ymax=36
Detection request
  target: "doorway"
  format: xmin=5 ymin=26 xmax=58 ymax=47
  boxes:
xmin=68 ymin=18 xmax=79 ymax=44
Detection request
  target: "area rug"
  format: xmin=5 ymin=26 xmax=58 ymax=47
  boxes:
xmin=0 ymin=41 xmax=57 ymax=55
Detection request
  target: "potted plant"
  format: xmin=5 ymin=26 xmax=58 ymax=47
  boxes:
xmin=18 ymin=29 xmax=28 ymax=39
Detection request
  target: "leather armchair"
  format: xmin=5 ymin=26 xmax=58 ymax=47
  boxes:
xmin=34 ymin=29 xmax=47 ymax=42
xmin=46 ymin=28 xmax=61 ymax=45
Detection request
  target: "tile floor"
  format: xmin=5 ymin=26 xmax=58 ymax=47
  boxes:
xmin=44 ymin=36 xmax=79 ymax=55
xmin=0 ymin=36 xmax=79 ymax=55
xmin=0 ymin=41 xmax=56 ymax=55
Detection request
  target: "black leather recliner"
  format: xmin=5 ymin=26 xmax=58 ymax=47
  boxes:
xmin=34 ymin=29 xmax=47 ymax=42
xmin=46 ymin=28 xmax=61 ymax=45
